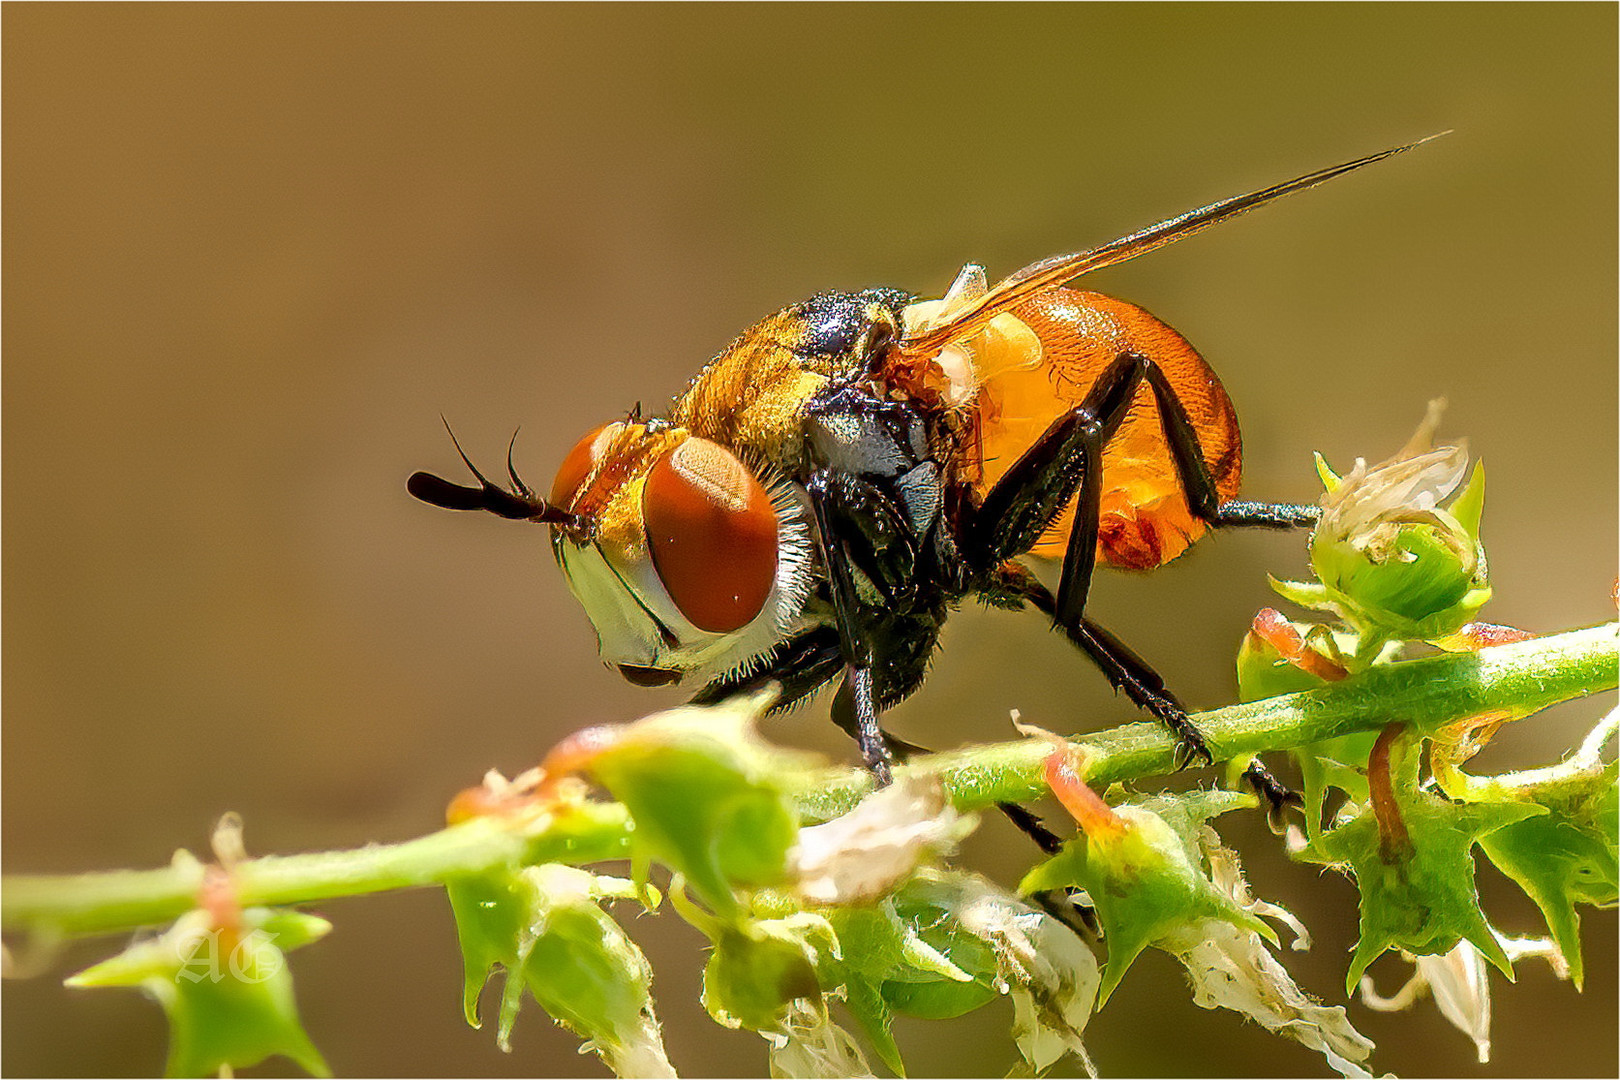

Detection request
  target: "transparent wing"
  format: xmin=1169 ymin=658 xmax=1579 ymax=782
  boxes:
xmin=895 ymin=134 xmax=1445 ymax=359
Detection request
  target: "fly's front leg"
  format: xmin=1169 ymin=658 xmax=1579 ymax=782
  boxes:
xmin=806 ymin=468 xmax=926 ymax=787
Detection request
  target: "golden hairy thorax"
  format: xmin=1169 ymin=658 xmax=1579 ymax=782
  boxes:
xmin=672 ymin=309 xmax=829 ymax=472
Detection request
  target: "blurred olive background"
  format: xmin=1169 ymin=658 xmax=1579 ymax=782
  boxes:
xmin=4 ymin=5 xmax=1615 ymax=1077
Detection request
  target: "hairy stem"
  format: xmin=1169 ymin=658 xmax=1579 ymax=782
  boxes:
xmin=5 ymin=622 xmax=1615 ymax=940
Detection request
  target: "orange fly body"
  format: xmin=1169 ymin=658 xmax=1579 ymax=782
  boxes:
xmin=409 ymin=136 xmax=1441 ymax=794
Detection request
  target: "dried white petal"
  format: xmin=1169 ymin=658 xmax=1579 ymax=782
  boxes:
xmin=1498 ymin=932 xmax=1570 ymax=980
xmin=1418 ymin=944 xmax=1493 ymax=1065
xmin=592 ymin=1015 xmax=678 ymax=1080
xmin=1317 ymin=399 xmax=1474 ymax=567
xmin=764 ymin=998 xmax=874 ymax=1079
xmin=955 ymin=877 xmax=1099 ymax=1076
xmin=1360 ymin=932 xmax=1568 ymax=1066
xmin=1166 ymin=830 xmax=1374 ymax=1077
xmin=791 ymin=774 xmax=970 ymax=905
xmin=1203 ymin=830 xmax=1310 ymax=950
xmin=1170 ymin=919 xmax=1374 ymax=1077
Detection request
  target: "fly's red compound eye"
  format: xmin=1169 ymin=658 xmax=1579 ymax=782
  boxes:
xmin=550 ymin=423 xmax=622 ymax=508
xmin=643 ymin=438 xmax=778 ymax=634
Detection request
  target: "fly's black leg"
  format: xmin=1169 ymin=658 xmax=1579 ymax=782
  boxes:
xmin=1017 ymin=574 xmax=1214 ymax=769
xmin=1005 ymin=563 xmax=1302 ymax=806
xmin=812 ymin=486 xmax=892 ymax=785
xmin=1130 ymin=362 xmax=1311 ymax=792
xmin=1239 ymin=756 xmax=1304 ymax=833
xmin=831 ymin=665 xmax=893 ymax=786
xmin=806 ymin=468 xmax=930 ymax=788
xmin=967 ymin=354 xmax=1214 ymax=767
xmin=798 ymin=381 xmax=952 ymax=788
xmin=829 ymin=679 xmax=930 ymax=765
xmin=997 ymin=801 xmax=1066 ymax=855
xmin=998 ymin=801 xmax=1100 ymax=939
xmin=964 ymin=350 xmax=1319 ymax=783
xmin=964 ymin=352 xmax=1141 ymax=573
xmin=1133 ymin=363 xmax=1320 ymax=530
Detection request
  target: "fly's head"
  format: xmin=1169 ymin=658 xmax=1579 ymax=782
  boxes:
xmin=408 ymin=417 xmax=816 ymax=688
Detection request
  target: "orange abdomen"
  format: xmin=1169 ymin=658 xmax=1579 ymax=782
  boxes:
xmin=970 ymin=289 xmax=1242 ymax=569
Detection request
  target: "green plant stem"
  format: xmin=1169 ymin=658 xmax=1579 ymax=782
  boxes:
xmin=6 ymin=622 xmax=1615 ymax=941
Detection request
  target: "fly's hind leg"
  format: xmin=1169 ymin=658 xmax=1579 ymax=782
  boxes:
xmin=966 ymin=352 xmax=1215 ymax=767
xmin=1014 ymin=571 xmax=1215 ymax=769
xmin=968 ymin=351 xmax=1303 ymax=798
xmin=998 ymin=563 xmax=1299 ymax=813
xmin=1124 ymin=360 xmax=1312 ymax=800
xmin=1130 ymin=362 xmax=1319 ymax=530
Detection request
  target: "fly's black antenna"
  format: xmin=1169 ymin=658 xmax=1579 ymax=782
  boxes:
xmin=407 ymin=417 xmax=586 ymax=530
xmin=505 ymin=427 xmax=532 ymax=497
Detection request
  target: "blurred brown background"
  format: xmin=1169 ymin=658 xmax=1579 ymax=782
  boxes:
xmin=4 ymin=5 xmax=1615 ymax=1077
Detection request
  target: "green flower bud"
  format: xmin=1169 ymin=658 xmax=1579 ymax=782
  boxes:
xmin=1026 ymin=753 xmax=1377 ymax=1076
xmin=1305 ymin=403 xmax=1491 ymax=641
xmin=446 ymin=864 xmax=672 ymax=1077
xmin=549 ymin=691 xmax=816 ymax=915
xmin=701 ymin=914 xmax=831 ymax=1031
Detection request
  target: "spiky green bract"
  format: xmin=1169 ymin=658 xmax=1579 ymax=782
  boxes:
xmin=444 ymin=864 xmax=672 ymax=1076
xmin=579 ymin=692 xmax=816 ymax=915
xmin=1295 ymin=729 xmax=1544 ymax=994
xmin=1447 ymin=714 xmax=1619 ymax=988
xmin=66 ymin=907 xmax=330 ymax=1078
xmin=1020 ymin=790 xmax=1265 ymax=1007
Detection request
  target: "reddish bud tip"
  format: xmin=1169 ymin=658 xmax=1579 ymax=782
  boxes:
xmin=1044 ymin=749 xmax=1125 ymax=836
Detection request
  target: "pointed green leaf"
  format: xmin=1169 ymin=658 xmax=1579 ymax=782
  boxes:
xmin=1292 ymin=731 xmax=1378 ymax=841
xmin=1313 ymin=451 xmax=1343 ymax=492
xmin=842 ymin=978 xmax=904 ymax=1077
xmin=445 ymin=864 xmax=672 ymax=1075
xmin=1449 ymin=462 xmax=1486 ymax=540
xmin=1268 ymin=576 xmax=1342 ymax=615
